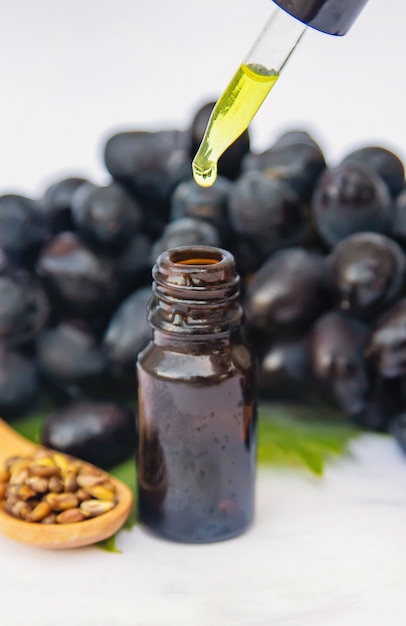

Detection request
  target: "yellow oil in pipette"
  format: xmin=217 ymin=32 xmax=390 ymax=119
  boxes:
xmin=191 ymin=4 xmax=308 ymax=188
xmin=192 ymin=63 xmax=279 ymax=187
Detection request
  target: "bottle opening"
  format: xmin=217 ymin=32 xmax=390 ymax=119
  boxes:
xmin=170 ymin=248 xmax=222 ymax=266
xmin=176 ymin=258 xmax=219 ymax=266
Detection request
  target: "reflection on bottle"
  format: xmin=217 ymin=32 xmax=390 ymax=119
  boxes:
xmin=138 ymin=424 xmax=168 ymax=517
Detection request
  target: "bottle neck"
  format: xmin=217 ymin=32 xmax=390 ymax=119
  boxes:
xmin=148 ymin=246 xmax=243 ymax=339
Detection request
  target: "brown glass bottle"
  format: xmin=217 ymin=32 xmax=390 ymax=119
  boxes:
xmin=136 ymin=245 xmax=257 ymax=543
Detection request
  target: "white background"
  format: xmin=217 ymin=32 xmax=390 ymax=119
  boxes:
xmin=0 ymin=0 xmax=404 ymax=197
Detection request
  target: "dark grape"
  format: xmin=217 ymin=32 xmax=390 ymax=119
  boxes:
xmin=341 ymin=146 xmax=405 ymax=198
xmin=257 ymin=334 xmax=310 ymax=402
xmin=242 ymin=140 xmax=326 ymax=202
xmin=391 ymin=186 xmax=406 ymax=246
xmin=271 ymin=129 xmax=322 ymax=150
xmin=103 ymin=286 xmax=152 ymax=380
xmin=0 ymin=349 xmax=40 ymax=420
xmin=36 ymin=232 xmax=121 ymax=316
xmin=151 ymin=217 xmax=221 ymax=264
xmin=170 ymin=176 xmax=231 ymax=242
xmin=312 ymin=161 xmax=393 ymax=247
xmin=244 ymin=248 xmax=328 ymax=334
xmin=391 ymin=412 xmax=406 ymax=457
xmin=326 ymin=232 xmax=406 ymax=319
xmin=41 ymin=176 xmax=91 ymax=233
xmin=41 ymin=401 xmax=136 ymax=469
xmin=36 ymin=321 xmax=108 ymax=389
xmin=309 ymin=311 xmax=370 ymax=416
xmin=113 ymin=232 xmax=153 ymax=294
xmin=354 ymin=377 xmax=403 ymax=432
xmin=0 ymin=271 xmax=49 ymax=347
xmin=227 ymin=237 xmax=265 ymax=279
xmin=0 ymin=194 xmax=49 ymax=264
xmin=71 ymin=183 xmax=143 ymax=251
xmin=228 ymin=170 xmax=308 ymax=260
xmin=104 ymin=129 xmax=190 ymax=205
xmin=365 ymin=298 xmax=406 ymax=378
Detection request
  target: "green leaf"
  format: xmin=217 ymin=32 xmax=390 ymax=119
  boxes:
xmin=96 ymin=534 xmax=122 ymax=554
xmin=257 ymin=403 xmax=358 ymax=476
xmin=11 ymin=411 xmax=46 ymax=444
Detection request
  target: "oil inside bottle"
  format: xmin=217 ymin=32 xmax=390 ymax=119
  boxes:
xmin=192 ymin=63 xmax=279 ymax=188
xmin=176 ymin=257 xmax=219 ymax=265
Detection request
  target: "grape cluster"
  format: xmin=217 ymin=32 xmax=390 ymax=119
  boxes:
xmin=2 ymin=99 xmax=406 ymax=466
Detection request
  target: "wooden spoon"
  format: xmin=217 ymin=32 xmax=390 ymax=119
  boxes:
xmin=0 ymin=418 xmax=134 ymax=549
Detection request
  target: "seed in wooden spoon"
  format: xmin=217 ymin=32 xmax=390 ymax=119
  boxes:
xmin=0 ymin=450 xmax=118 ymax=524
xmin=29 ymin=502 xmax=53 ymax=522
xmin=56 ymin=508 xmax=86 ymax=524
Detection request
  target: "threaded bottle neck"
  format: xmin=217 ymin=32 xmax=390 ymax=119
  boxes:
xmin=148 ymin=246 xmax=242 ymax=338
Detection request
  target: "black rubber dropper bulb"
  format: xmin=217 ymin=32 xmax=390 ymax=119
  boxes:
xmin=272 ymin=0 xmax=369 ymax=36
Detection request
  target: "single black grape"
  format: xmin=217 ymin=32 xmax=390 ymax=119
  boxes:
xmin=271 ymin=129 xmax=322 ymax=150
xmin=151 ymin=217 xmax=221 ymax=265
xmin=228 ymin=170 xmax=308 ymax=260
xmin=104 ymin=129 xmax=190 ymax=205
xmin=0 ymin=248 xmax=10 ymax=274
xmin=326 ymin=232 xmax=406 ymax=319
xmin=244 ymin=248 xmax=329 ymax=334
xmin=113 ymin=232 xmax=153 ymax=294
xmin=36 ymin=232 xmax=121 ymax=316
xmin=103 ymin=286 xmax=152 ymax=381
xmin=341 ymin=146 xmax=405 ymax=198
xmin=36 ymin=321 xmax=109 ymax=389
xmin=0 ymin=271 xmax=49 ymax=347
xmin=257 ymin=334 xmax=310 ymax=403
xmin=365 ymin=298 xmax=406 ymax=378
xmin=71 ymin=183 xmax=143 ymax=252
xmin=170 ymin=176 xmax=231 ymax=243
xmin=0 ymin=349 xmax=40 ymax=420
xmin=242 ymin=140 xmax=326 ymax=202
xmin=391 ymin=186 xmax=406 ymax=247
xmin=312 ymin=161 xmax=393 ymax=247
xmin=187 ymin=101 xmax=250 ymax=180
xmin=391 ymin=412 xmax=406 ymax=457
xmin=41 ymin=176 xmax=91 ymax=233
xmin=41 ymin=401 xmax=136 ymax=469
xmin=354 ymin=377 xmax=403 ymax=432
xmin=0 ymin=194 xmax=49 ymax=264
xmin=227 ymin=236 xmax=265 ymax=280
xmin=309 ymin=311 xmax=370 ymax=417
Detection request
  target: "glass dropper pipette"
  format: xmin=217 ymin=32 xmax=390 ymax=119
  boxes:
xmin=192 ymin=5 xmax=307 ymax=188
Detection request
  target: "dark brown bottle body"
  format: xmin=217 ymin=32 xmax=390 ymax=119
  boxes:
xmin=136 ymin=246 xmax=257 ymax=543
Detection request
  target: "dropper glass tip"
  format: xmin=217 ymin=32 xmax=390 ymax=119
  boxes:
xmin=192 ymin=161 xmax=218 ymax=187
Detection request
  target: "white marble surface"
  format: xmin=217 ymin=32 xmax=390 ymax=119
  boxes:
xmin=1 ymin=434 xmax=406 ymax=626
